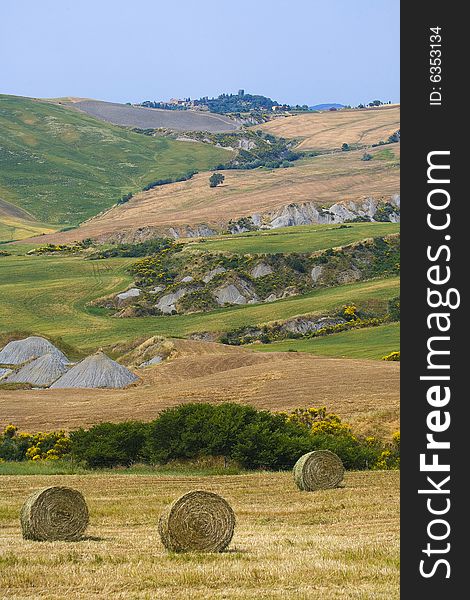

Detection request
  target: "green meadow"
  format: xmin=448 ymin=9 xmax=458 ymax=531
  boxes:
xmin=250 ymin=321 xmax=400 ymax=360
xmin=187 ymin=222 xmax=399 ymax=254
xmin=0 ymin=251 xmax=399 ymax=350
xmin=0 ymin=95 xmax=230 ymax=229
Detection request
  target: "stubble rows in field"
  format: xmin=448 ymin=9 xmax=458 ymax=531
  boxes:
xmin=0 ymin=470 xmax=399 ymax=600
xmin=258 ymin=105 xmax=400 ymax=151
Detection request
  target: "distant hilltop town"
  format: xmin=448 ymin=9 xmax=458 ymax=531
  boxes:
xmin=137 ymin=90 xmax=394 ymax=115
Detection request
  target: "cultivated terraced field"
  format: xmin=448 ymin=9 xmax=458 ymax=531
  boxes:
xmin=66 ymin=99 xmax=240 ymax=132
xmin=259 ymin=105 xmax=400 ymax=151
xmin=0 ymin=471 xmax=399 ymax=600
xmin=0 ymin=95 xmax=230 ymax=236
xmin=26 ymin=143 xmax=400 ymax=244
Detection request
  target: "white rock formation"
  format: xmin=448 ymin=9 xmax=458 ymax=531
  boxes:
xmin=250 ymin=262 xmax=273 ymax=278
xmin=156 ymin=288 xmax=188 ymax=314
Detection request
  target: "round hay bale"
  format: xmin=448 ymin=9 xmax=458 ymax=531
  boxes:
xmin=158 ymin=490 xmax=235 ymax=553
xmin=293 ymin=450 xmax=345 ymax=491
xmin=20 ymin=486 xmax=89 ymax=541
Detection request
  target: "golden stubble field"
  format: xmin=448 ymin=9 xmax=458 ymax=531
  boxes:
xmin=24 ymin=143 xmax=399 ymax=245
xmin=0 ymin=471 xmax=399 ymax=600
xmin=258 ymin=106 xmax=400 ymax=151
xmin=0 ymin=341 xmax=400 ymax=438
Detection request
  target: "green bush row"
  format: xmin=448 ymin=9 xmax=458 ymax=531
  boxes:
xmin=0 ymin=403 xmax=401 ymax=471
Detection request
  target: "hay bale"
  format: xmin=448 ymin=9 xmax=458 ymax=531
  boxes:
xmin=158 ymin=490 xmax=235 ymax=553
xmin=0 ymin=336 xmax=68 ymax=366
xmin=293 ymin=450 xmax=345 ymax=491
xmin=20 ymin=486 xmax=89 ymax=541
xmin=5 ymin=353 xmax=69 ymax=387
xmin=50 ymin=351 xmax=138 ymax=388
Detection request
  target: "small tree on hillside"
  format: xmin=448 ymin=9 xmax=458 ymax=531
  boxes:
xmin=209 ymin=173 xmax=225 ymax=188
xmin=341 ymin=143 xmax=350 ymax=152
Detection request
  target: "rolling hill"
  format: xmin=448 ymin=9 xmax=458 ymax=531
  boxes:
xmin=25 ymin=142 xmax=400 ymax=244
xmin=0 ymin=337 xmax=399 ymax=437
xmin=258 ymin=105 xmax=400 ymax=151
xmin=64 ymin=99 xmax=241 ymax=132
xmin=185 ymin=222 xmax=400 ymax=254
xmin=0 ymin=245 xmax=399 ymax=347
xmin=0 ymin=95 xmax=231 ymax=239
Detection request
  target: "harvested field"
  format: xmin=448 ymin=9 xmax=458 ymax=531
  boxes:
xmin=0 ymin=470 xmax=400 ymax=599
xmin=68 ymin=99 xmax=240 ymax=132
xmin=259 ymin=105 xmax=400 ymax=151
xmin=0 ymin=340 xmax=400 ymax=438
xmin=26 ymin=143 xmax=400 ymax=245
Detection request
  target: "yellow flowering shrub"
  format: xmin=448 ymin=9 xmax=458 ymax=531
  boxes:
xmin=382 ymin=351 xmax=400 ymax=361
xmin=0 ymin=425 xmax=71 ymax=461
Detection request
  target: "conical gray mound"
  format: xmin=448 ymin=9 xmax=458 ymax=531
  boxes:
xmin=0 ymin=367 xmax=13 ymax=380
xmin=50 ymin=351 xmax=138 ymax=389
xmin=0 ymin=336 xmax=68 ymax=366
xmin=5 ymin=353 xmax=69 ymax=387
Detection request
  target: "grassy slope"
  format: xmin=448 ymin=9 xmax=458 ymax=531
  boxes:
xmin=0 ymin=94 xmax=230 ymax=229
xmin=186 ymin=222 xmax=399 ymax=254
xmin=25 ymin=142 xmax=400 ymax=245
xmin=0 ymin=471 xmax=399 ymax=599
xmin=250 ymin=322 xmax=400 ymax=360
xmin=0 ymin=252 xmax=399 ymax=348
xmin=0 ymin=217 xmax=57 ymax=243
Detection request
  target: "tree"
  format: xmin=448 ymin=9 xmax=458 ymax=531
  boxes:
xmin=209 ymin=173 xmax=225 ymax=188
xmin=341 ymin=143 xmax=350 ymax=152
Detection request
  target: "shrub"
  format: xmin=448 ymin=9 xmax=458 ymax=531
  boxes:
xmin=231 ymin=415 xmax=312 ymax=470
xmin=382 ymin=351 xmax=400 ymax=361
xmin=69 ymin=422 xmax=150 ymax=468
xmin=0 ymin=425 xmax=71 ymax=461
xmin=147 ymin=403 xmax=261 ymax=464
xmin=90 ymin=237 xmax=174 ymax=259
xmin=209 ymin=173 xmax=225 ymax=188
xmin=388 ymin=296 xmax=400 ymax=321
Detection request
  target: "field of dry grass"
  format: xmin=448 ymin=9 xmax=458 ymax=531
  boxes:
xmin=0 ymin=340 xmax=399 ymax=438
xmin=259 ymin=106 xmax=400 ymax=151
xmin=0 ymin=470 xmax=399 ymax=599
xmin=25 ymin=143 xmax=399 ymax=244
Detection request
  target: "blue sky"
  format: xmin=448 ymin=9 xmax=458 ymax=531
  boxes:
xmin=0 ymin=0 xmax=399 ymax=106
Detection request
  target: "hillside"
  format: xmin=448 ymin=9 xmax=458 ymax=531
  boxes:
xmin=185 ymin=222 xmax=399 ymax=254
xmin=0 ymin=245 xmax=399 ymax=347
xmin=25 ymin=142 xmax=400 ymax=244
xmin=0 ymin=95 xmax=231 ymax=238
xmin=0 ymin=338 xmax=399 ymax=437
xmin=250 ymin=321 xmax=400 ymax=360
xmin=65 ymin=99 xmax=241 ymax=132
xmin=0 ymin=198 xmax=56 ymax=242
xmin=258 ymin=105 xmax=400 ymax=151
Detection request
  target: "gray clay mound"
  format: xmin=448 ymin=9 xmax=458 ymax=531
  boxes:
xmin=50 ymin=351 xmax=138 ymax=389
xmin=0 ymin=367 xmax=13 ymax=380
xmin=5 ymin=353 xmax=69 ymax=387
xmin=0 ymin=336 xmax=68 ymax=366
